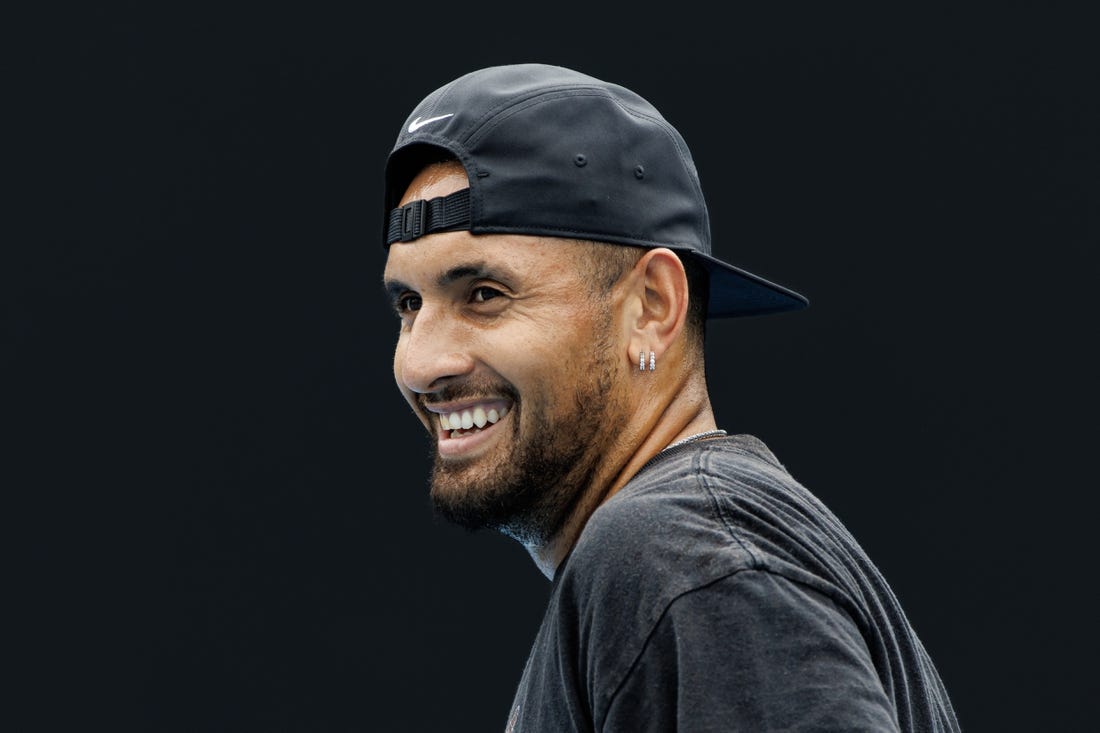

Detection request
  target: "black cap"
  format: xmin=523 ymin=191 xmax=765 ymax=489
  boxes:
xmin=382 ymin=63 xmax=808 ymax=318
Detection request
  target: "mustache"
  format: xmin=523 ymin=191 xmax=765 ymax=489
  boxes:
xmin=420 ymin=378 xmax=519 ymax=407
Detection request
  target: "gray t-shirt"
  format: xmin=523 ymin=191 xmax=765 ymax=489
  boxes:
xmin=504 ymin=435 xmax=960 ymax=732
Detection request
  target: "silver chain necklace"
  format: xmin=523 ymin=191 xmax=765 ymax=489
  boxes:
xmin=661 ymin=429 xmax=728 ymax=453
xmin=638 ymin=429 xmax=728 ymax=475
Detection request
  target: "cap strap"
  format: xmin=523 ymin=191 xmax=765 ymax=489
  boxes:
xmin=385 ymin=188 xmax=471 ymax=245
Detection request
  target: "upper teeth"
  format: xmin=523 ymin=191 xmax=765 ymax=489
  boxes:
xmin=439 ymin=405 xmax=507 ymax=432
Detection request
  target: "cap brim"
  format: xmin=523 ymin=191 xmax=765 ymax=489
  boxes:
xmin=681 ymin=249 xmax=809 ymax=318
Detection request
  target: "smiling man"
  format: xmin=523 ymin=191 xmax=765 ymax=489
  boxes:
xmin=380 ymin=64 xmax=959 ymax=732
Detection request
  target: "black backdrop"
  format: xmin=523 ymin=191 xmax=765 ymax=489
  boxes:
xmin=8 ymin=4 xmax=1097 ymax=731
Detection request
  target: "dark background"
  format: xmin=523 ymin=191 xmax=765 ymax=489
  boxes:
xmin=7 ymin=3 xmax=1097 ymax=731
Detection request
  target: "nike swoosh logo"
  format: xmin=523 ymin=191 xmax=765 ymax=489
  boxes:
xmin=407 ymin=113 xmax=454 ymax=133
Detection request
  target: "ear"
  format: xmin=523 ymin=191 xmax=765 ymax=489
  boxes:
xmin=624 ymin=248 xmax=689 ymax=369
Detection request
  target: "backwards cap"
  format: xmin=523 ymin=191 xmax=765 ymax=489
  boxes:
xmin=382 ymin=63 xmax=808 ymax=318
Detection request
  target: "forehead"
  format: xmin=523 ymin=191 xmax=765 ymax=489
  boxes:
xmin=399 ymin=159 xmax=468 ymax=207
xmin=384 ymin=229 xmax=584 ymax=288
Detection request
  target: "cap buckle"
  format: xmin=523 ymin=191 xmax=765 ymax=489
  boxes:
xmin=400 ymin=199 xmax=427 ymax=242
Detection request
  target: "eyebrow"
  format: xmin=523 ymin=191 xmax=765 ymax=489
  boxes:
xmin=437 ymin=263 xmax=492 ymax=288
xmin=383 ymin=261 xmax=516 ymax=300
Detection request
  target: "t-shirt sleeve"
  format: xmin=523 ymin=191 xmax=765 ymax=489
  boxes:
xmin=599 ymin=569 xmax=901 ymax=732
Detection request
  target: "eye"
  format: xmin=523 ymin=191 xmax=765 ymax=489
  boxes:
xmin=394 ymin=293 xmax=422 ymax=314
xmin=471 ymin=286 xmax=503 ymax=303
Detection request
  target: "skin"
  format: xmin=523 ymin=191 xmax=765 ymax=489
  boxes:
xmin=383 ymin=161 xmax=718 ymax=579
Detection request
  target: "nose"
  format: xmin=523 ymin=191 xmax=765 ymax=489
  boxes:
xmin=395 ymin=305 xmax=475 ymax=395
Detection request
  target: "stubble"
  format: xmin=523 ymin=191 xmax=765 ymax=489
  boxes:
xmin=428 ymin=306 xmax=623 ymax=546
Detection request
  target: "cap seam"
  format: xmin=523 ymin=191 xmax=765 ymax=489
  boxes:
xmin=401 ymin=83 xmax=658 ymax=148
xmin=459 ymin=87 xmax=706 ymax=242
xmin=459 ymin=83 xmax=621 ymax=145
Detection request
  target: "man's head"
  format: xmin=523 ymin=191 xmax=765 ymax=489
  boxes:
xmin=384 ymin=158 xmax=685 ymax=546
xmin=380 ymin=64 xmax=807 ymax=548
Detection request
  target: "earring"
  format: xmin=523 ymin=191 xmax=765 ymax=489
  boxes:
xmin=649 ymin=351 xmax=656 ymax=371
xmin=639 ymin=351 xmax=646 ymax=371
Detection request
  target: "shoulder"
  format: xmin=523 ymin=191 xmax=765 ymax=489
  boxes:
xmin=570 ymin=434 xmax=803 ymax=568
xmin=553 ymin=433 xmax=869 ymax=658
xmin=561 ymin=435 xmax=804 ymax=589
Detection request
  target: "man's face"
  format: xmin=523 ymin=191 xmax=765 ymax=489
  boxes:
xmin=383 ymin=162 xmax=630 ymax=545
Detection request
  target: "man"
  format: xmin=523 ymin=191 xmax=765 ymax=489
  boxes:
xmin=380 ymin=63 xmax=960 ymax=732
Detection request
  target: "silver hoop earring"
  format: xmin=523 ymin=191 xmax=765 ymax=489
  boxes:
xmin=639 ymin=351 xmax=646 ymax=371
xmin=649 ymin=351 xmax=656 ymax=371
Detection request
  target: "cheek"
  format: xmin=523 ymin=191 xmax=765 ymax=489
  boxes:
xmin=498 ymin=333 xmax=557 ymax=382
xmin=518 ymin=322 xmax=600 ymax=400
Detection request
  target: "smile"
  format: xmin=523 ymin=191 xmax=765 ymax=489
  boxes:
xmin=423 ymin=399 xmax=512 ymax=454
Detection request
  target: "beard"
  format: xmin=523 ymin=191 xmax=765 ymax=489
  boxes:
xmin=427 ymin=317 xmax=623 ymax=546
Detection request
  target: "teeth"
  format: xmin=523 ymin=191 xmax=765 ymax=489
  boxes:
xmin=439 ymin=405 xmax=508 ymax=433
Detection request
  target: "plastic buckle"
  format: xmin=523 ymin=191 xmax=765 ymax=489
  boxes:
xmin=399 ymin=199 xmax=427 ymax=242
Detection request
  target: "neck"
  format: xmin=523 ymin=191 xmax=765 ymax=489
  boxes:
xmin=525 ymin=373 xmax=717 ymax=580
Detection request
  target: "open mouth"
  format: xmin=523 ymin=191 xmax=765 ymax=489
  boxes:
xmin=432 ymin=402 xmax=510 ymax=439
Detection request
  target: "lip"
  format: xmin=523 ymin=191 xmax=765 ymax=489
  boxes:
xmin=423 ymin=398 xmax=511 ymax=416
xmin=436 ymin=414 xmax=507 ymax=457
